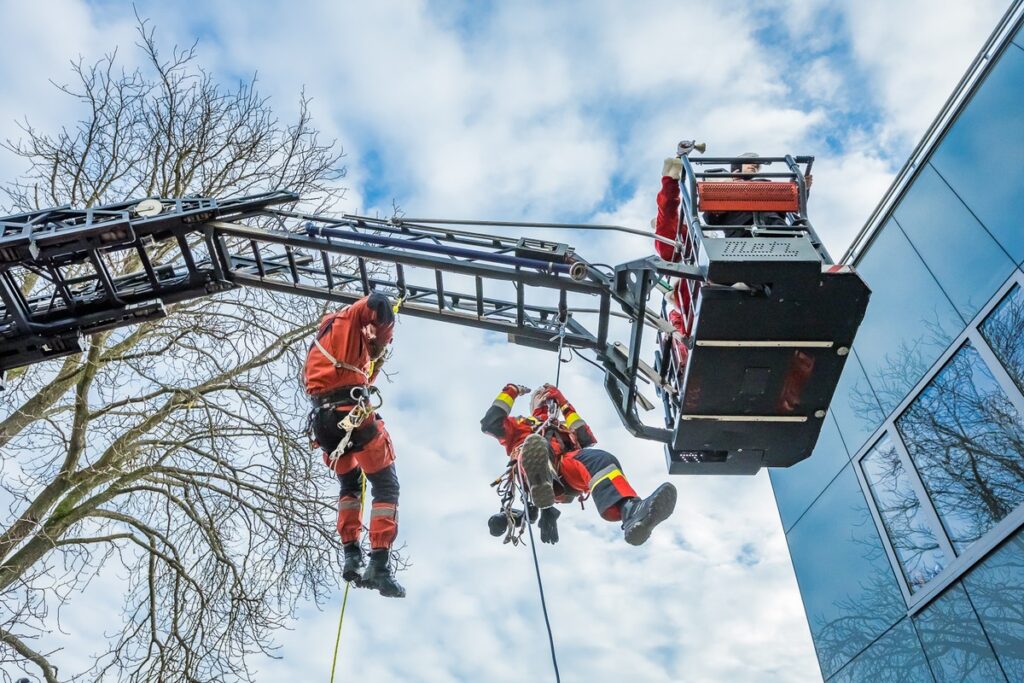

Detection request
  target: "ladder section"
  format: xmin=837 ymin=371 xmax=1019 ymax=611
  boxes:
xmin=205 ymin=210 xmax=612 ymax=355
xmin=0 ymin=193 xmax=298 ymax=373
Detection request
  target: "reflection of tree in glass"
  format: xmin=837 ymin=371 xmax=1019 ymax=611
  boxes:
xmin=963 ymin=536 xmax=1024 ymax=680
xmin=862 ymin=435 xmax=947 ymax=591
xmin=808 ymin=507 xmax=921 ymax=680
xmin=896 ymin=343 xmax=1024 ymax=553
xmin=910 ymin=583 xmax=1008 ymax=682
xmin=980 ymin=284 xmax=1024 ymax=394
xmin=852 ymin=316 xmax=952 ymax=417
xmin=812 ymin=510 xmax=997 ymax=682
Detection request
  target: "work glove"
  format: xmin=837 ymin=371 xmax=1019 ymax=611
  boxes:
xmin=539 ymin=384 xmax=568 ymax=407
xmin=366 ymin=292 xmax=395 ymax=328
xmin=504 ymin=383 xmax=531 ymax=398
xmin=662 ymin=157 xmax=683 ymax=181
xmin=539 ymin=507 xmax=560 ymax=544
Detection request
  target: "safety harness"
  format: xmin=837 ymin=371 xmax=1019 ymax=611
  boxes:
xmin=316 ymin=385 xmax=384 ymax=468
xmin=308 ymin=298 xmax=401 ymax=467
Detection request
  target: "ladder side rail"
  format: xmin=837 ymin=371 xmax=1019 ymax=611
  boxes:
xmin=276 ymin=210 xmax=527 ymax=254
xmin=208 ymin=222 xmax=604 ymax=296
xmin=219 ymin=237 xmax=603 ymax=349
xmin=783 ymin=154 xmax=833 ymax=264
xmin=305 ymin=223 xmax=581 ymax=279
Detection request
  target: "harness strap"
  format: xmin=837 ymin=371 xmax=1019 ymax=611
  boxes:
xmin=314 ymin=337 xmax=371 ymax=382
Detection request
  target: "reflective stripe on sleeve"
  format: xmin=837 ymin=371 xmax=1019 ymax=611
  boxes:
xmin=565 ymin=411 xmax=582 ymax=428
xmin=493 ymin=392 xmax=515 ymax=409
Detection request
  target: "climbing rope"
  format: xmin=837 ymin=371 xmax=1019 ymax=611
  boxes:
xmin=521 ymin=483 xmax=562 ymax=683
xmin=329 ymin=472 xmax=367 ymax=683
xmin=520 ymin=312 xmax=571 ymax=682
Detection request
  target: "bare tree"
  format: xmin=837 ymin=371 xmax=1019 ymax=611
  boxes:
xmin=0 ymin=18 xmax=353 ymax=683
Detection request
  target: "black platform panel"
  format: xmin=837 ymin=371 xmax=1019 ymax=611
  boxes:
xmin=666 ymin=268 xmax=869 ymax=474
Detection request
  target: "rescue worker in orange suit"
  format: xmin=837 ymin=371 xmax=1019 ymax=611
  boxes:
xmin=481 ymin=383 xmax=677 ymax=545
xmin=304 ymin=292 xmax=405 ymax=598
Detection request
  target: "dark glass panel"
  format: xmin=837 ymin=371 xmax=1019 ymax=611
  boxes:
xmin=855 ymin=220 xmax=964 ymax=414
xmin=830 ymin=348 xmax=886 ymax=455
xmin=788 ymin=465 xmax=905 ymax=678
xmin=980 ymin=284 xmax=1024 ymax=394
xmin=914 ymin=583 xmax=1006 ymax=682
xmin=861 ymin=433 xmax=948 ymax=591
xmin=828 ymin=618 xmax=933 ymax=683
xmin=930 ymin=44 xmax=1024 ymax=262
xmin=963 ymin=532 xmax=1024 ymax=680
xmin=771 ymin=413 xmax=850 ymax=531
xmin=897 ymin=342 xmax=1024 ymax=553
xmin=893 ymin=164 xmax=1013 ymax=320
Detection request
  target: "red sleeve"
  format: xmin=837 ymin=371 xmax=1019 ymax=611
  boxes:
xmin=655 ymin=176 xmax=684 ymax=261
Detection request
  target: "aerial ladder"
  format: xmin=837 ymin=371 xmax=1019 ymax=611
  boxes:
xmin=0 ymin=150 xmax=869 ymax=475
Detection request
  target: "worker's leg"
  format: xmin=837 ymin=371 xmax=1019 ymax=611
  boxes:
xmin=364 ymin=464 xmax=400 ymax=550
xmin=335 ymin=463 xmax=365 ymax=545
xmin=336 ymin=463 xmax=366 ymax=583
xmin=353 ymin=418 xmax=399 ymax=550
xmin=311 ymin=407 xmax=363 ymax=543
xmin=564 ymin=448 xmax=638 ymax=522
xmin=355 ymin=420 xmax=405 ymax=598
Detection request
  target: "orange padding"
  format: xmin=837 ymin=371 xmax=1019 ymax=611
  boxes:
xmin=697 ymin=181 xmax=800 ymax=212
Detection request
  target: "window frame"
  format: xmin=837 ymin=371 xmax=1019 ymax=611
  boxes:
xmin=851 ymin=270 xmax=1024 ymax=614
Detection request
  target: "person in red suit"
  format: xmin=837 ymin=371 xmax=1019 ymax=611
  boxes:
xmin=304 ymin=292 xmax=404 ymax=597
xmin=481 ymin=383 xmax=677 ymax=546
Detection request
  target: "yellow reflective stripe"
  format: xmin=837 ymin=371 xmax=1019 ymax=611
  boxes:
xmin=495 ymin=392 xmax=515 ymax=408
xmin=590 ymin=468 xmax=623 ymax=491
xmin=565 ymin=411 xmax=582 ymax=427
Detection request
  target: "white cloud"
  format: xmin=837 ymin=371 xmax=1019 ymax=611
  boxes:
xmin=839 ymin=0 xmax=1009 ymax=147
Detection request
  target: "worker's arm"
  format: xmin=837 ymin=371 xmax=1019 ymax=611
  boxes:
xmin=654 ymin=160 xmax=683 ymax=261
xmin=480 ymin=383 xmax=529 ymax=440
xmin=544 ymin=386 xmax=597 ymax=448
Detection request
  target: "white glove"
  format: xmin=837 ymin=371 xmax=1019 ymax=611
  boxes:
xmin=662 ymin=157 xmax=682 ymax=181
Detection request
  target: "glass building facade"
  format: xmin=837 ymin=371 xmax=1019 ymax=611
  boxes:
xmin=770 ymin=10 xmax=1024 ymax=682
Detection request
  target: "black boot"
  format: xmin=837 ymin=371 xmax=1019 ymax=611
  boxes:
xmin=342 ymin=542 xmax=364 ymax=584
xmin=621 ymin=483 xmax=678 ymax=546
xmin=360 ymin=550 xmax=406 ymax=598
xmin=520 ymin=434 xmax=556 ymax=508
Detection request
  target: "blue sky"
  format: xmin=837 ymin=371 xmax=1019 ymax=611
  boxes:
xmin=0 ymin=1 xmax=1013 ymax=681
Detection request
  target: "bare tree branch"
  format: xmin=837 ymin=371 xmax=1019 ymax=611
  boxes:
xmin=0 ymin=15 xmax=357 ymax=682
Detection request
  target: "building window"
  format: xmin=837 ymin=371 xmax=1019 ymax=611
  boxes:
xmin=980 ymin=284 xmax=1024 ymax=394
xmin=861 ymin=433 xmax=948 ymax=591
xmin=895 ymin=341 xmax=1024 ymax=554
